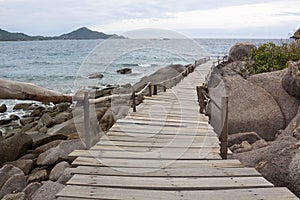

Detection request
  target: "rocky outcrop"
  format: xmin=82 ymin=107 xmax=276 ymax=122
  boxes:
xmin=248 ymin=70 xmax=300 ymax=125
xmin=282 ymin=60 xmax=300 ymax=98
xmin=223 ymin=75 xmax=285 ymax=140
xmin=228 ymin=42 xmax=256 ymax=62
xmin=0 ymin=133 xmax=32 ymax=165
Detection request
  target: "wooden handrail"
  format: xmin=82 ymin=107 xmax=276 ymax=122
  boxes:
xmin=196 ymin=84 xmax=229 ymax=160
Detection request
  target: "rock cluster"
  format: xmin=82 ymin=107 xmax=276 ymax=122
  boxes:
xmin=208 ymin=42 xmax=300 ymax=198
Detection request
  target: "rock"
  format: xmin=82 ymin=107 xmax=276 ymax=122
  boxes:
xmin=23 ymin=182 xmax=41 ymax=200
xmin=228 ymin=42 xmax=256 ymax=62
xmin=30 ymin=132 xmax=67 ymax=149
xmin=57 ymin=168 xmax=73 ymax=184
xmin=88 ymin=72 xmax=104 ymax=79
xmin=13 ymin=103 xmax=33 ymax=111
xmin=36 ymin=147 xmax=68 ymax=166
xmin=19 ymin=154 xmax=36 ymax=160
xmin=282 ymin=60 xmax=300 ymax=98
xmin=40 ymin=113 xmax=55 ymax=128
xmin=248 ymin=70 xmax=300 ymax=126
xmin=117 ymin=68 xmax=132 ymax=74
xmin=21 ymin=121 xmax=38 ymax=133
xmin=210 ymin=75 xmax=285 ymax=141
xmin=29 ymin=107 xmax=45 ymax=118
xmin=27 ymin=169 xmax=48 ymax=183
xmin=53 ymin=112 xmax=72 ymax=124
xmin=5 ymin=159 xmax=34 ymax=175
xmin=2 ymin=192 xmax=25 ymax=200
xmin=252 ymin=139 xmax=269 ymax=150
xmin=233 ymin=136 xmax=298 ymax=189
xmin=9 ymin=114 xmax=20 ymax=121
xmin=33 ymin=140 xmax=63 ymax=155
xmin=0 ymin=165 xmax=26 ymax=199
xmin=0 ymin=104 xmax=7 ymax=113
xmin=49 ymin=161 xmax=70 ymax=181
xmin=292 ymin=127 xmax=300 ymax=140
xmin=0 ymin=133 xmax=32 ymax=165
xmin=291 ymin=28 xmax=300 ymax=40
xmin=31 ymin=181 xmax=64 ymax=200
xmin=0 ymin=119 xmax=12 ymax=125
xmin=58 ymin=139 xmax=86 ymax=154
xmin=56 ymin=102 xmax=70 ymax=112
xmin=289 ymin=151 xmax=300 ymax=196
xmin=20 ymin=117 xmax=35 ymax=126
xmin=99 ymin=109 xmax=116 ymax=132
xmin=39 ymin=126 xmax=48 ymax=134
xmin=228 ymin=132 xmax=262 ymax=146
xmin=235 ymin=141 xmax=252 ymax=153
xmin=218 ymin=61 xmax=246 ymax=77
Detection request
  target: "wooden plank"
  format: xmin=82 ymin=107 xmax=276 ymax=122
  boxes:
xmin=71 ymin=157 xmax=243 ymax=168
xmin=67 ymin=175 xmax=273 ymax=190
xmin=57 ymin=187 xmax=299 ymax=200
xmin=98 ymin=135 xmax=219 ymax=143
xmin=90 ymin=145 xmax=222 ymax=153
xmin=96 ymin=141 xmax=220 ymax=148
xmin=70 ymin=166 xmax=262 ymax=177
xmin=69 ymin=150 xmax=222 ymax=160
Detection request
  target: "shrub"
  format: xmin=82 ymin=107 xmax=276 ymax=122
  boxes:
xmin=245 ymin=42 xmax=300 ymax=75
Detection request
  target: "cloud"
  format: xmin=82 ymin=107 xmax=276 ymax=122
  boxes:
xmin=0 ymin=0 xmax=299 ymax=37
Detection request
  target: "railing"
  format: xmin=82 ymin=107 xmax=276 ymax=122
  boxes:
xmin=197 ymin=55 xmax=229 ymax=159
xmin=196 ymin=83 xmax=229 ymax=160
xmin=205 ymin=55 xmax=228 ymax=83
xmin=76 ymin=57 xmax=209 ymax=148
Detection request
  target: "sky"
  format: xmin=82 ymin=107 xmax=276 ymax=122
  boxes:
xmin=0 ymin=0 xmax=300 ymax=38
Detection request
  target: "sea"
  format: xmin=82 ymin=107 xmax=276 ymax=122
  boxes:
xmin=0 ymin=38 xmax=291 ymax=118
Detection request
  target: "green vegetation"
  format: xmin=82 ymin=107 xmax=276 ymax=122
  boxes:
xmin=245 ymin=42 xmax=300 ymax=75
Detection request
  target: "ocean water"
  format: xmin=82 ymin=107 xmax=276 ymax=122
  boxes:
xmin=0 ymin=38 xmax=291 ymax=115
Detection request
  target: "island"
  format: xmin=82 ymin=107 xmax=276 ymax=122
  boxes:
xmin=0 ymin=27 xmax=125 ymax=41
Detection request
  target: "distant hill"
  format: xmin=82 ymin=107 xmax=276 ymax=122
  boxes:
xmin=0 ymin=27 xmax=125 ymax=41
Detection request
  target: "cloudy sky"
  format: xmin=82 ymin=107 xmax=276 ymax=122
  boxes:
xmin=0 ymin=0 xmax=300 ymax=38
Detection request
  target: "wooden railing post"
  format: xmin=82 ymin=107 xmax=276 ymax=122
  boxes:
xmin=163 ymin=85 xmax=167 ymax=92
xmin=148 ymin=84 xmax=152 ymax=97
xmin=153 ymin=85 xmax=157 ymax=95
xmin=196 ymin=86 xmax=206 ymax=114
xmin=132 ymin=91 xmax=136 ymax=112
xmin=220 ymin=96 xmax=229 ymax=159
xmin=83 ymin=91 xmax=91 ymax=149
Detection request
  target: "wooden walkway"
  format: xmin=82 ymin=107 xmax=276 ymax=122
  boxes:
xmin=57 ymin=61 xmax=298 ymax=200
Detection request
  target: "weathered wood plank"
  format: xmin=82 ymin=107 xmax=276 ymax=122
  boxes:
xmin=71 ymin=157 xmax=243 ymax=168
xmin=69 ymin=149 xmax=222 ymax=160
xmin=67 ymin=175 xmax=273 ymax=189
xmin=56 ymin=186 xmax=300 ymax=200
xmin=70 ymin=166 xmax=262 ymax=177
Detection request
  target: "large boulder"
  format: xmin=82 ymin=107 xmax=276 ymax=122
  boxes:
xmin=282 ymin=60 xmax=300 ymax=98
xmin=5 ymin=159 xmax=34 ymax=175
xmin=210 ymin=75 xmax=285 ymax=140
xmin=0 ymin=133 xmax=32 ymax=165
xmin=228 ymin=42 xmax=256 ymax=62
xmin=248 ymin=70 xmax=300 ymax=125
xmin=0 ymin=165 xmax=26 ymax=199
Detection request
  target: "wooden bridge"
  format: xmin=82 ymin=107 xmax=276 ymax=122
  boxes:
xmin=57 ymin=61 xmax=298 ymax=200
